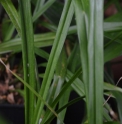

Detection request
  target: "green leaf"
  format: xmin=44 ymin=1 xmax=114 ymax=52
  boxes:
xmin=33 ymin=1 xmax=74 ymax=124
xmin=56 ymin=88 xmax=71 ymax=124
xmin=34 ymin=47 xmax=49 ymax=60
xmin=103 ymin=108 xmax=112 ymax=121
xmin=33 ymin=0 xmax=56 ymax=22
xmin=0 ymin=32 xmax=55 ymax=54
xmin=45 ymin=96 xmax=85 ymax=124
xmin=74 ymin=0 xmax=104 ymax=123
xmin=33 ymin=0 xmax=46 ymax=15
xmin=19 ymin=0 xmax=36 ymax=123
xmin=47 ymin=48 xmax=67 ymax=104
xmin=104 ymin=42 xmax=122 ymax=63
xmin=66 ymin=70 xmax=85 ymax=97
xmin=0 ymin=0 xmax=21 ymax=36
xmin=42 ymin=48 xmax=67 ymax=123
xmin=40 ymin=67 xmax=82 ymax=124
xmin=44 ymin=1 xmax=64 ymax=25
xmin=105 ymin=12 xmax=122 ymax=22
xmin=104 ymin=22 xmax=122 ymax=32
xmin=104 ymin=83 xmax=122 ymax=93
xmin=1 ymin=19 xmax=15 ymax=41
xmin=67 ymin=42 xmax=81 ymax=73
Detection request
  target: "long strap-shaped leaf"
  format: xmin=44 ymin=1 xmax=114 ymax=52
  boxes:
xmin=33 ymin=0 xmax=46 ymax=15
xmin=40 ymin=67 xmax=82 ymax=124
xmin=33 ymin=1 xmax=74 ymax=124
xmin=18 ymin=0 xmax=36 ymax=124
xmin=41 ymin=48 xmax=67 ymax=124
xmin=0 ymin=0 xmax=21 ymax=36
xmin=33 ymin=0 xmax=56 ymax=22
xmin=74 ymin=0 xmax=104 ymax=123
xmin=73 ymin=0 xmax=89 ymax=101
xmin=88 ymin=0 xmax=103 ymax=123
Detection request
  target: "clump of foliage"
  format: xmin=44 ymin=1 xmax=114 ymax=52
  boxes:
xmin=0 ymin=0 xmax=122 ymax=124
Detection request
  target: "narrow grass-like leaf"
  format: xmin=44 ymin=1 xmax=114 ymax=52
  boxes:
xmin=67 ymin=70 xmax=122 ymax=98
xmin=104 ymin=31 xmax=122 ymax=62
xmin=0 ymin=32 xmax=55 ymax=54
xmin=88 ymin=1 xmax=103 ymax=123
xmin=73 ymin=0 xmax=88 ymax=104
xmin=104 ymin=42 xmax=122 ymax=63
xmin=45 ymin=96 xmax=85 ymax=124
xmin=0 ymin=0 xmax=21 ymax=36
xmin=38 ymin=62 xmax=47 ymax=67
xmin=33 ymin=0 xmax=56 ymax=22
xmin=33 ymin=0 xmax=45 ymax=15
xmin=34 ymin=47 xmax=49 ymax=60
xmin=46 ymin=48 xmax=68 ymax=123
xmin=41 ymin=22 xmax=122 ymax=34
xmin=41 ymin=22 xmax=57 ymax=32
xmin=1 ymin=21 xmax=121 ymax=54
xmin=66 ymin=70 xmax=85 ymax=97
xmin=19 ymin=0 xmax=36 ymax=123
xmin=57 ymin=88 xmax=71 ymax=124
xmin=105 ymin=12 xmax=122 ymax=22
xmin=2 ymin=21 xmax=15 ymax=41
xmin=74 ymin=0 xmax=104 ymax=123
xmin=104 ymin=31 xmax=122 ymax=48
xmin=55 ymin=51 xmax=69 ymax=123
xmin=103 ymin=108 xmax=112 ymax=121
xmin=104 ymin=83 xmax=122 ymax=93
xmin=33 ymin=1 xmax=74 ymax=123
xmin=54 ymin=74 xmax=83 ymax=109
xmin=47 ymin=48 xmax=67 ymax=104
xmin=67 ymin=42 xmax=80 ymax=72
xmin=43 ymin=1 xmax=64 ymax=26
xmin=104 ymin=22 xmax=122 ymax=32
xmin=73 ymin=1 xmax=89 ymax=123
xmin=40 ymin=67 xmax=82 ymax=124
